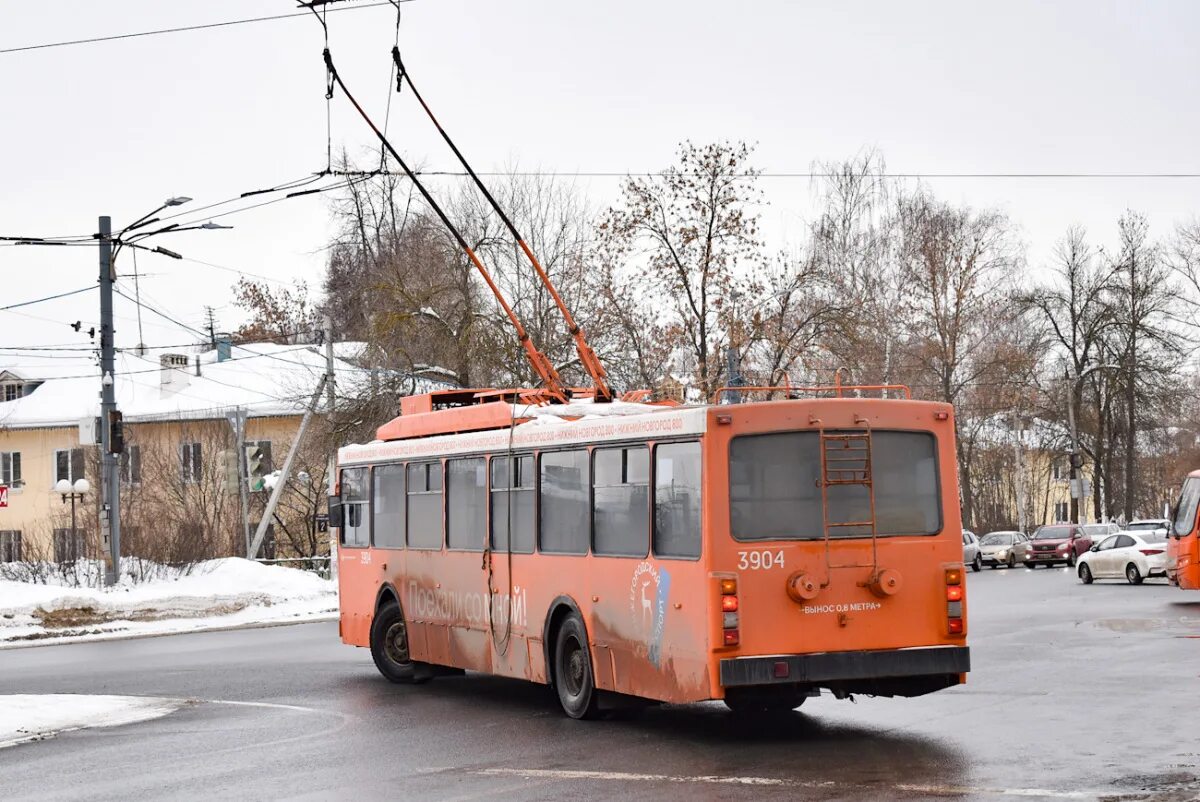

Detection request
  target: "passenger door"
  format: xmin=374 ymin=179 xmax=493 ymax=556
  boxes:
xmin=1105 ymin=535 xmax=1138 ymax=576
xmin=1092 ymin=535 xmax=1122 ymax=576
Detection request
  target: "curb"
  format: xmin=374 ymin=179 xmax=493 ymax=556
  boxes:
xmin=0 ymin=613 xmax=338 ymax=651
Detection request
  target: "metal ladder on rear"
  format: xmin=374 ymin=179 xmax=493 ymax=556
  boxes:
xmin=818 ymin=421 xmax=880 ymax=574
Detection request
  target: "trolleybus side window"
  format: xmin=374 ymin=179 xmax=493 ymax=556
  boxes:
xmin=447 ymin=458 xmax=487 ymax=551
xmin=593 ymin=445 xmax=650 ymax=557
xmin=407 ymin=461 xmax=444 ymax=550
xmin=730 ymin=431 xmax=941 ymax=541
xmin=339 ymin=467 xmax=370 ymax=547
xmin=373 ymin=464 xmax=405 ymax=549
xmin=491 ymin=454 xmax=535 ymax=554
xmin=539 ymin=449 xmax=590 ymax=554
xmin=653 ymin=441 xmax=702 ymax=559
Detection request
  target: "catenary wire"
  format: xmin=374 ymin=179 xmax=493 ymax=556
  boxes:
xmin=0 ymin=1 xmax=405 ymax=55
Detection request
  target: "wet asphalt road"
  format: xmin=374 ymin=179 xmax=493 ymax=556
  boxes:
xmin=0 ymin=566 xmax=1198 ymax=802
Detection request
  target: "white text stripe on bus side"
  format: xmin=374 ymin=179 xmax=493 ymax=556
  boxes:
xmin=472 ymin=768 xmax=1098 ymax=799
xmin=339 ymin=407 xmax=708 ymax=465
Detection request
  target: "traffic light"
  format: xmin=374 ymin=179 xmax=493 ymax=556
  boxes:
xmin=220 ymin=450 xmax=240 ymax=493
xmin=107 ymin=410 xmax=124 ymax=455
xmin=245 ymin=444 xmax=267 ymax=492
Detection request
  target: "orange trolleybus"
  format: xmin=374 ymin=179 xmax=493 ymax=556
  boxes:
xmin=1168 ymin=470 xmax=1200 ymax=590
xmin=322 ymin=44 xmax=969 ymax=717
xmin=330 ymin=384 xmax=971 ymax=718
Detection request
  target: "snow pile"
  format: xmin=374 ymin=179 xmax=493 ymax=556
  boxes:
xmin=0 ymin=694 xmax=185 ymax=749
xmin=0 ymin=558 xmax=336 ymax=646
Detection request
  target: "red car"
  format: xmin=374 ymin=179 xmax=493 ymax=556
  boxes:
xmin=1024 ymin=524 xmax=1105 ymax=567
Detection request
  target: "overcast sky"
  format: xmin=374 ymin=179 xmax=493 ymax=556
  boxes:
xmin=3 ymin=0 xmax=1199 ymax=358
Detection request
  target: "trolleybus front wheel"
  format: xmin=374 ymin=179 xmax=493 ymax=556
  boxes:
xmin=553 ymin=613 xmax=601 ymax=720
xmin=370 ymin=600 xmax=431 ymax=684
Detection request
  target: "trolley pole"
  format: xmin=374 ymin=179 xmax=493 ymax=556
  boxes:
xmin=98 ymin=216 xmax=121 ymax=586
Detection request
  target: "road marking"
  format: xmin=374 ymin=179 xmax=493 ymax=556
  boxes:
xmin=474 ymin=768 xmax=1097 ymax=799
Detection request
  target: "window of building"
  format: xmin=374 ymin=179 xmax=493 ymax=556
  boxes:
xmin=339 ymin=467 xmax=370 ymax=547
xmin=2 ymin=383 xmax=22 ymax=402
xmin=372 ymin=464 xmax=406 ymax=549
xmin=120 ymin=444 xmax=141 ymax=485
xmin=407 ymin=462 xmax=444 ymax=550
xmin=653 ymin=442 xmax=702 ymax=559
xmin=593 ymin=445 xmax=650 ymax=557
xmin=53 ymin=528 xmax=88 ymax=563
xmin=730 ymin=431 xmax=941 ymax=541
xmin=491 ymin=454 xmax=535 ymax=554
xmin=54 ymin=448 xmax=85 ymax=484
xmin=447 ymin=459 xmax=486 ymax=551
xmin=0 ymin=452 xmax=21 ymax=487
xmin=1054 ymin=501 xmax=1069 ymax=522
xmin=1052 ymin=460 xmax=1067 ymax=481
xmin=180 ymin=443 xmax=202 ymax=484
xmin=539 ymin=450 xmax=590 ymax=554
xmin=0 ymin=531 xmax=21 ymax=563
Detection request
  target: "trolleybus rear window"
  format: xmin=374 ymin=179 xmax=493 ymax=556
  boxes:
xmin=729 ymin=431 xmax=940 ymax=541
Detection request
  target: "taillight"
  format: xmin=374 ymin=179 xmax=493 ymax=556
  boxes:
xmin=1140 ymin=549 xmax=1164 ymax=556
xmin=945 ymin=567 xmax=965 ymax=637
xmin=718 ymin=576 xmax=739 ymax=648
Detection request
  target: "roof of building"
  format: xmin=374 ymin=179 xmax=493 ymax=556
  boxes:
xmin=0 ymin=342 xmax=435 ymax=429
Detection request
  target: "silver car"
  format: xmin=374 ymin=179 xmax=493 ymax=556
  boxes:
xmin=962 ymin=530 xmax=982 ymax=572
xmin=978 ymin=530 xmax=1029 ymax=568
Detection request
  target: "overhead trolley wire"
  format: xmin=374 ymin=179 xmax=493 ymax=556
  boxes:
xmin=1 ymin=286 xmax=95 ymax=311
xmin=0 ymin=1 xmax=404 ymax=55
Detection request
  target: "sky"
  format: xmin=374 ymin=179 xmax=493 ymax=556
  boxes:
xmin=2 ymin=0 xmax=1199 ymax=358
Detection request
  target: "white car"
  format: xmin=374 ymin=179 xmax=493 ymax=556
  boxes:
xmin=1077 ymin=532 xmax=1169 ymax=585
xmin=1125 ymin=519 xmax=1171 ymax=537
xmin=962 ymin=530 xmax=982 ymax=572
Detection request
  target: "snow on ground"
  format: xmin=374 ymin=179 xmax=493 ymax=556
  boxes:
xmin=0 ymin=558 xmax=337 ymax=647
xmin=0 ymin=694 xmax=186 ymax=749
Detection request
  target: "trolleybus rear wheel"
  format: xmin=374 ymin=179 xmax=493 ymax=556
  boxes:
xmin=553 ymin=613 xmax=601 ymax=719
xmin=370 ymin=600 xmax=430 ymax=684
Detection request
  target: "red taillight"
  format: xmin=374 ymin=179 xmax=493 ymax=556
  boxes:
xmin=948 ymin=618 xmax=964 ymax=635
xmin=1140 ymin=549 xmax=1164 ymax=556
xmin=721 ymin=595 xmax=739 ymax=612
xmin=723 ymin=629 xmax=740 ymax=646
xmin=946 ymin=585 xmax=964 ymax=602
xmin=773 ymin=661 xmax=790 ymax=679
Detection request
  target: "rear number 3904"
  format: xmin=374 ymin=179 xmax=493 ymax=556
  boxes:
xmin=738 ymin=550 xmax=784 ymax=570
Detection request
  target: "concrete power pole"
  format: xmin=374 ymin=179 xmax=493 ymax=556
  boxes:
xmin=324 ymin=314 xmax=337 ymax=581
xmin=98 ymin=216 xmax=121 ymax=586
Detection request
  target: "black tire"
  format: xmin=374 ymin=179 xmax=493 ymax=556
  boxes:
xmin=724 ymin=689 xmax=807 ymax=715
xmin=1067 ymin=552 xmax=1076 ymax=568
xmin=370 ymin=600 xmax=430 ymax=684
xmin=1025 ymin=561 xmax=1036 ymax=569
xmin=1006 ymin=553 xmax=1016 ymax=569
xmin=1078 ymin=563 xmax=1094 ymax=585
xmin=553 ymin=613 xmax=601 ymax=719
xmin=971 ymin=554 xmax=982 ymax=572
xmin=1125 ymin=563 xmax=1144 ymax=585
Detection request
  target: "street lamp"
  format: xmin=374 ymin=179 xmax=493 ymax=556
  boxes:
xmin=1065 ymin=363 xmax=1122 ymax=525
xmin=122 ymin=195 xmax=193 ymax=234
xmin=54 ymin=478 xmax=91 ymax=569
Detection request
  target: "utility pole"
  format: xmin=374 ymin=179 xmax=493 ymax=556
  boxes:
xmin=324 ymin=314 xmax=337 ymax=581
xmin=98 ymin=216 xmax=121 ymax=586
xmin=1012 ymin=413 xmax=1027 ymax=533
xmin=226 ymin=407 xmax=251 ymax=557
xmin=1065 ymin=368 xmax=1082 ymax=525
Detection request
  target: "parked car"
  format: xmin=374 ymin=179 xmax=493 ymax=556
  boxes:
xmin=1125 ymin=519 xmax=1171 ymax=537
xmin=963 ymin=530 xmax=982 ymax=572
xmin=1077 ymin=532 xmax=1170 ymax=585
xmin=978 ymin=530 xmax=1028 ymax=568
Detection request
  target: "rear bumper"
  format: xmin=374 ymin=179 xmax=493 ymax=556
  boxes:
xmin=720 ymin=645 xmax=970 ymax=688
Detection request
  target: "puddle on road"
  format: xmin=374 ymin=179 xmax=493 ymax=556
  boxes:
xmin=1101 ymin=770 xmax=1200 ymax=801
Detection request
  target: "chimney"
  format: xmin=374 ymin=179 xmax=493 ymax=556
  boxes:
xmin=216 ymin=332 xmax=232 ymax=363
xmin=159 ymin=354 xmax=190 ymax=396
